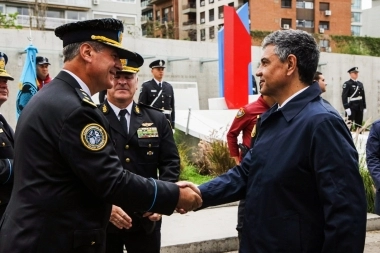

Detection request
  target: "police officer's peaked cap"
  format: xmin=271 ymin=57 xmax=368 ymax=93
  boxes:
xmin=36 ymin=56 xmax=51 ymax=65
xmin=348 ymin=67 xmax=359 ymax=73
xmin=0 ymin=52 xmax=14 ymax=81
xmin=119 ymin=57 xmax=143 ymax=74
xmin=55 ymin=18 xmax=143 ymax=66
xmin=149 ymin=59 xmax=165 ymax=69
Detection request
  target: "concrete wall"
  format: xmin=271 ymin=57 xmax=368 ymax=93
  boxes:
xmin=1 ymin=28 xmax=380 ymax=130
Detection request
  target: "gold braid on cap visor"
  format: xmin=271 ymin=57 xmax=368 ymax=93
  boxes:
xmin=122 ymin=66 xmax=139 ymax=72
xmin=91 ymin=35 xmax=122 ymax=46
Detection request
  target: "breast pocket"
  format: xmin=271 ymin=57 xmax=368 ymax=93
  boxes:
xmin=137 ymin=139 xmax=159 ymax=164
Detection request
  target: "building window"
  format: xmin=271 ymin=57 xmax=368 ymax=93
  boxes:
xmin=218 ymin=23 xmax=224 ymax=30
xmin=319 ymin=2 xmax=330 ymax=11
xmin=67 ymin=11 xmax=86 ymax=21
xmin=296 ymin=1 xmax=314 ymax=9
xmin=112 ymin=0 xmax=136 ymax=3
xmin=200 ymin=11 xmax=205 ymax=23
xmin=46 ymin=10 xmax=63 ymax=19
xmin=6 ymin=6 xmax=29 ymax=15
xmin=209 ymin=0 xmax=214 ymax=3
xmin=163 ymin=6 xmax=173 ymax=22
xmin=281 ymin=18 xmax=292 ymax=29
xmin=319 ymin=21 xmax=329 ymax=30
xmin=351 ymin=0 xmax=361 ymax=9
xmin=228 ymin=2 xmax=234 ymax=7
xmin=200 ymin=28 xmax=205 ymax=41
xmin=281 ymin=0 xmax=291 ymax=8
xmin=319 ymin=39 xmax=330 ymax=48
xmin=209 ymin=9 xmax=214 ymax=22
xmin=218 ymin=6 xmax=224 ymax=19
xmin=200 ymin=0 xmax=205 ymax=6
xmin=209 ymin=26 xmax=215 ymax=39
xmin=351 ymin=12 xmax=361 ymax=23
xmin=351 ymin=25 xmax=360 ymax=36
xmin=296 ymin=19 xmax=314 ymax=28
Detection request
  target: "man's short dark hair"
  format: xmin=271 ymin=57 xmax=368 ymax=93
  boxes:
xmin=313 ymin=71 xmax=322 ymax=81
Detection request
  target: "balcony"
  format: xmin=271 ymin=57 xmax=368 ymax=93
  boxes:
xmin=7 ymin=0 xmax=91 ymax=9
xmin=141 ymin=0 xmax=153 ymax=11
xmin=182 ymin=3 xmax=196 ymax=14
xmin=182 ymin=20 xmax=196 ymax=30
xmin=17 ymin=15 xmax=83 ymax=30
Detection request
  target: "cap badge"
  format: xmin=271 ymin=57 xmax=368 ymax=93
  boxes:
xmin=159 ymin=60 xmax=163 ymax=66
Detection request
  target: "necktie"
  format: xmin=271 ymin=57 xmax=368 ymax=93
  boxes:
xmin=158 ymin=82 xmax=162 ymax=88
xmin=119 ymin=109 xmax=129 ymax=135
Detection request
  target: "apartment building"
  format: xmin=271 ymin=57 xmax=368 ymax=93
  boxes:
xmin=141 ymin=0 xmax=180 ymax=39
xmin=0 ymin=0 xmax=141 ymax=35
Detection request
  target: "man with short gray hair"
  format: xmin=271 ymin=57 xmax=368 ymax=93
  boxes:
xmin=195 ymin=29 xmax=367 ymax=252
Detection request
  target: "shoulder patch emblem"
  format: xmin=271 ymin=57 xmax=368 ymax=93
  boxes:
xmin=342 ymin=83 xmax=346 ymax=89
xmin=81 ymin=123 xmax=108 ymax=151
xmin=236 ymin=108 xmax=245 ymax=118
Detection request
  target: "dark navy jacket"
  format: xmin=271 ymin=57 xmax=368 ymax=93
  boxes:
xmin=199 ymin=82 xmax=367 ymax=253
xmin=367 ymin=120 xmax=380 ymax=190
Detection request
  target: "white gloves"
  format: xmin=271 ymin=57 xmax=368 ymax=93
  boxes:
xmin=364 ymin=109 xmax=367 ymax=114
xmin=345 ymin=108 xmax=352 ymax=116
xmin=172 ymin=129 xmax=175 ymax=134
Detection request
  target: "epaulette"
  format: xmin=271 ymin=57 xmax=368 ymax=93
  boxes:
xmin=75 ymin=88 xmax=97 ymax=108
xmin=138 ymin=102 xmax=163 ymax=112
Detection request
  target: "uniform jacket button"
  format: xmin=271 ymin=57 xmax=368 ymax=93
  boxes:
xmin=148 ymin=144 xmax=152 ymax=148
xmin=125 ymin=158 xmax=130 ymax=163
xmin=91 ymin=241 xmax=95 ymax=245
xmin=2 ymin=142 xmax=5 ymax=146
xmin=125 ymin=145 xmax=129 ymax=149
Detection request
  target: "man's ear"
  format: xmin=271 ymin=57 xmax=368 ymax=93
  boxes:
xmin=286 ymin=54 xmax=297 ymax=76
xmin=79 ymin=43 xmax=94 ymax=63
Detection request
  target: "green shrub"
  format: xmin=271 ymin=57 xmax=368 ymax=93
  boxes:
xmin=179 ymin=165 xmax=213 ymax=185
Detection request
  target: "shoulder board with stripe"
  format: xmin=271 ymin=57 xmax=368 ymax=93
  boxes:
xmin=75 ymin=88 xmax=97 ymax=108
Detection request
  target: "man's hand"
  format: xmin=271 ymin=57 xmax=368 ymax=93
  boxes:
xmin=110 ymin=205 xmax=132 ymax=229
xmin=175 ymin=181 xmax=202 ymax=214
xmin=345 ymin=108 xmax=352 ymax=116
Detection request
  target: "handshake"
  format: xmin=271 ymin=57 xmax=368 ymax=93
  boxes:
xmin=175 ymin=181 xmax=203 ymax=213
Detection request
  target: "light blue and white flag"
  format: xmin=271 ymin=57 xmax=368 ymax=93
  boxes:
xmin=16 ymin=44 xmax=38 ymax=119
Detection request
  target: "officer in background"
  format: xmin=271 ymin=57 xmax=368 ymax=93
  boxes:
xmin=101 ymin=59 xmax=180 ymax=253
xmin=36 ymin=56 xmax=52 ymax=90
xmin=138 ymin=60 xmax=175 ymax=129
xmin=342 ymin=67 xmax=366 ymax=130
xmin=0 ymin=52 xmax=14 ymax=218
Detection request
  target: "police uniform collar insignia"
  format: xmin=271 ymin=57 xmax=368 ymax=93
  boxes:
xmin=75 ymin=88 xmax=97 ymax=108
xmin=81 ymin=123 xmax=108 ymax=151
xmin=102 ymin=104 xmax=108 ymax=114
xmin=134 ymin=105 xmax=141 ymax=114
xmin=236 ymin=108 xmax=245 ymax=118
xmin=142 ymin=122 xmax=154 ymax=127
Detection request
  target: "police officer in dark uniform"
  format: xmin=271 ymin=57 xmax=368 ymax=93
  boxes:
xmin=0 ymin=18 xmax=201 ymax=253
xmin=138 ymin=60 xmax=175 ymax=129
xmin=0 ymin=52 xmax=14 ymax=218
xmin=342 ymin=67 xmax=366 ymax=130
xmin=101 ymin=59 xmax=180 ymax=253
